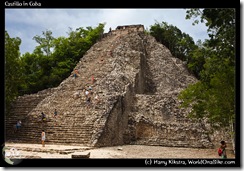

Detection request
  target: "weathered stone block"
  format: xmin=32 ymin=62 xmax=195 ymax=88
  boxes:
xmin=71 ymin=152 xmax=90 ymax=159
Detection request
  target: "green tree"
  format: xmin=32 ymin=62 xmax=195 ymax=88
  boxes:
xmin=65 ymin=23 xmax=105 ymax=62
xmin=179 ymin=8 xmax=236 ymax=152
xmin=149 ymin=21 xmax=198 ymax=68
xmin=187 ymin=40 xmax=209 ymax=78
xmin=5 ymin=31 xmax=22 ymax=115
xmin=33 ymin=29 xmax=54 ymax=57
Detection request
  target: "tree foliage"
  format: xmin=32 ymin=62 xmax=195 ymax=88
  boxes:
xmin=5 ymin=31 xmax=22 ymax=115
xmin=33 ymin=30 xmax=54 ymax=57
xmin=179 ymin=9 xmax=236 ymax=130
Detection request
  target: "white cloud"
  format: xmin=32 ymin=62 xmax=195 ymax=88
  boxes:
xmin=5 ymin=8 xmax=209 ymax=54
xmin=98 ymin=8 xmax=209 ymax=43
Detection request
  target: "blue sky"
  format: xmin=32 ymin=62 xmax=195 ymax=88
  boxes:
xmin=5 ymin=9 xmax=209 ymax=55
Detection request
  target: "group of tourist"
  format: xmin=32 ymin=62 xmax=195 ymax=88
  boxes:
xmin=71 ymin=67 xmax=100 ymax=109
xmin=40 ymin=109 xmax=58 ymax=121
xmin=83 ymin=85 xmax=100 ymax=109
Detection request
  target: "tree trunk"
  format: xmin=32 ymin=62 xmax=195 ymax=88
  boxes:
xmin=229 ymin=119 xmax=235 ymax=154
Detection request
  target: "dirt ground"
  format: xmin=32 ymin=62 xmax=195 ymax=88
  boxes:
xmin=4 ymin=142 xmax=235 ymax=159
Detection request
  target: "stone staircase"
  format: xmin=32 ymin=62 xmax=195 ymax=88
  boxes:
xmin=6 ymin=30 xmax=138 ymax=146
xmin=5 ymin=88 xmax=55 ymax=141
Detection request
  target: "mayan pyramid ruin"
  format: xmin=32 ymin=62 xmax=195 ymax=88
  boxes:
xmin=5 ymin=24 xmax=215 ymax=148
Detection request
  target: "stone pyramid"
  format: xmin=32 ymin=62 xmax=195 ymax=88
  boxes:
xmin=6 ymin=25 xmax=214 ymax=148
